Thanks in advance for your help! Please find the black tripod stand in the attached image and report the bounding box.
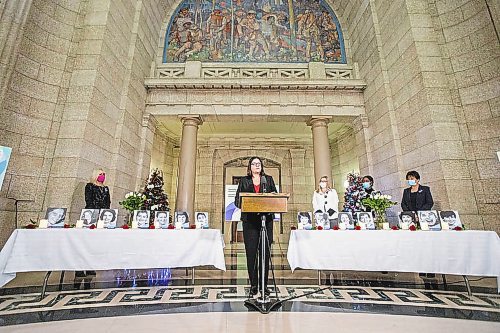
[244,214,282,314]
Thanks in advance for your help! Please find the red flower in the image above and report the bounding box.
[409,225,417,231]
[89,224,96,229]
[63,224,70,229]
[332,225,339,230]
[189,224,196,229]
[454,226,463,231]
[122,224,129,229]
[355,226,361,230]
[317,226,323,230]
[291,226,297,230]
[391,226,399,230]
[167,224,175,229]
[25,224,37,229]
[149,225,155,229]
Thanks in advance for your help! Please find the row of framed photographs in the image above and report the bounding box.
[297,210,462,230]
[41,208,209,229]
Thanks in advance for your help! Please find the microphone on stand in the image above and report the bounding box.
[261,175,267,193]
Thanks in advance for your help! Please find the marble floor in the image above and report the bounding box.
[0,243,498,331]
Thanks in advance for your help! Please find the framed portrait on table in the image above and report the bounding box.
[297,212,312,230]
[133,210,150,229]
[175,211,189,229]
[356,212,375,230]
[314,212,331,230]
[79,209,99,228]
[338,212,354,230]
[418,210,440,231]
[154,211,170,229]
[195,212,209,229]
[45,208,67,228]
[439,210,462,229]
[398,211,417,230]
[99,209,118,229]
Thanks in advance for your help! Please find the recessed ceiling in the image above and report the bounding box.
[156,118,351,140]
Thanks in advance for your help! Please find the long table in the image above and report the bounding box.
[287,230,500,293]
[0,229,226,290]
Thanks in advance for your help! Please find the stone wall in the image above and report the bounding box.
[431,0,499,231]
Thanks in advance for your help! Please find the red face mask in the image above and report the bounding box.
[97,174,105,183]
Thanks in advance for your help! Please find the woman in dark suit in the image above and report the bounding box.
[75,169,111,289]
[401,170,434,211]
[235,157,277,297]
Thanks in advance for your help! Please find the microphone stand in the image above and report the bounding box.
[244,176,282,314]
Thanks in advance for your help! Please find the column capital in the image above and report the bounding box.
[351,115,368,132]
[307,116,331,128]
[179,115,203,127]
[142,113,158,128]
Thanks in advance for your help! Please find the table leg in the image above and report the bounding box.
[58,271,65,291]
[441,274,448,291]
[192,268,195,285]
[463,275,472,296]
[40,271,52,300]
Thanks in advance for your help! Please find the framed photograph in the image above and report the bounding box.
[79,209,99,228]
[133,210,150,229]
[297,212,312,230]
[45,208,67,228]
[154,211,170,229]
[195,212,209,229]
[175,211,189,229]
[417,210,440,231]
[356,212,375,230]
[314,212,331,230]
[99,209,118,229]
[439,210,462,229]
[338,212,355,230]
[399,211,417,230]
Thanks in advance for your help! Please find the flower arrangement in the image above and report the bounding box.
[119,191,146,226]
[361,193,397,229]
[317,226,323,230]
[120,192,146,212]
[391,225,399,230]
[454,226,463,231]
[290,226,297,230]
[409,225,417,231]
[332,225,340,230]
[355,225,361,230]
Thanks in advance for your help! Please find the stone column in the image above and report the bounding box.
[175,116,203,221]
[308,117,332,184]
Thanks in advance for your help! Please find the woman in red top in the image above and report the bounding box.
[235,157,277,297]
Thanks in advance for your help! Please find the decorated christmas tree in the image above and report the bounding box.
[142,169,170,223]
[342,172,364,214]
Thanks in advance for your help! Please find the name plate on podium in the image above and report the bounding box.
[239,193,290,214]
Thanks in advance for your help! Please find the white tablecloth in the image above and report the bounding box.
[0,229,226,287]
[288,230,500,278]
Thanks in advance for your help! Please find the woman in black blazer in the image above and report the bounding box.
[401,170,434,211]
[235,157,277,297]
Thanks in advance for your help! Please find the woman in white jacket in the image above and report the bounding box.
[312,175,339,222]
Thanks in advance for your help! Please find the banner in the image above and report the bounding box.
[224,185,240,222]
[0,146,12,191]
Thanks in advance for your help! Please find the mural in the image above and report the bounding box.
[163,0,346,63]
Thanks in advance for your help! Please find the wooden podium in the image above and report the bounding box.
[239,193,290,214]
[240,192,289,314]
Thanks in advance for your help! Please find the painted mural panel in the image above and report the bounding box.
[163,0,346,63]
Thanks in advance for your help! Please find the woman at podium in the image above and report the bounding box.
[235,157,277,297]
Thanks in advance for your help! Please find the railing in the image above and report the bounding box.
[154,62,356,80]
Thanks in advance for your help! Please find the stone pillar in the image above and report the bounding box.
[175,116,203,221]
[308,117,332,184]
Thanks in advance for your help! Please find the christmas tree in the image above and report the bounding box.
[342,172,364,214]
[142,169,170,224]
